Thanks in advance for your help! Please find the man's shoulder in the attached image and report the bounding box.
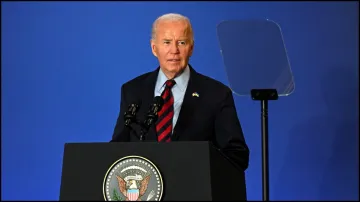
[122,70,156,89]
[196,71,231,93]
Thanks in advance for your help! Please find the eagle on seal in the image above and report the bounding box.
[116,174,151,201]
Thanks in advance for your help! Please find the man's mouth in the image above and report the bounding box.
[168,59,181,62]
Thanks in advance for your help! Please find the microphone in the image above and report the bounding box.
[139,96,164,140]
[111,102,140,142]
[124,103,140,127]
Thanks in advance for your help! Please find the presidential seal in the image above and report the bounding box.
[103,156,163,201]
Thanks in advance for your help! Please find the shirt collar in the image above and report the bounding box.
[156,65,190,93]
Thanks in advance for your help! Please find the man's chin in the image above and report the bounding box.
[161,65,186,78]
[165,63,183,71]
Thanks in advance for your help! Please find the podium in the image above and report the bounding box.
[59,141,247,201]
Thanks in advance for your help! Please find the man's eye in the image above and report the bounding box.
[178,41,186,45]
[163,41,170,44]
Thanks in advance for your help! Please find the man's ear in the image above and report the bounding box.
[150,39,158,57]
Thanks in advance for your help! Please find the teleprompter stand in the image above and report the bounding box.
[251,89,279,201]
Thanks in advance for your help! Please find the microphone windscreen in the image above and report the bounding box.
[153,96,164,107]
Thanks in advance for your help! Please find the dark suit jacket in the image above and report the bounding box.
[111,65,250,171]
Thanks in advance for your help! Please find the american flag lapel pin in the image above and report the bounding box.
[192,92,199,97]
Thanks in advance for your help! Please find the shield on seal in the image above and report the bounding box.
[127,189,140,201]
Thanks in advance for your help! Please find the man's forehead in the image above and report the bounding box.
[161,36,189,40]
[157,28,191,38]
[157,21,189,30]
[154,20,192,40]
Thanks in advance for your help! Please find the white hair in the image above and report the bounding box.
[151,13,194,44]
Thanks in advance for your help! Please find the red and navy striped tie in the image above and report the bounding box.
[156,79,176,142]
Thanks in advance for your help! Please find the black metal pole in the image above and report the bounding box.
[261,99,269,201]
[251,89,277,201]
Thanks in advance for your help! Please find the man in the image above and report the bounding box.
[111,13,249,171]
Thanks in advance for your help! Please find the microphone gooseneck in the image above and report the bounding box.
[139,96,164,141]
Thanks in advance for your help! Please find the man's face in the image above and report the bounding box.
[151,20,194,78]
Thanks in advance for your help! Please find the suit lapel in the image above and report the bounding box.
[172,65,201,141]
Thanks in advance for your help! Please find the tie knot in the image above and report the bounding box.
[165,80,176,88]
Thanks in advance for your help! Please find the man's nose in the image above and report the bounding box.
[170,43,180,53]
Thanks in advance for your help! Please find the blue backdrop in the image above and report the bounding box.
[2,1,358,200]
